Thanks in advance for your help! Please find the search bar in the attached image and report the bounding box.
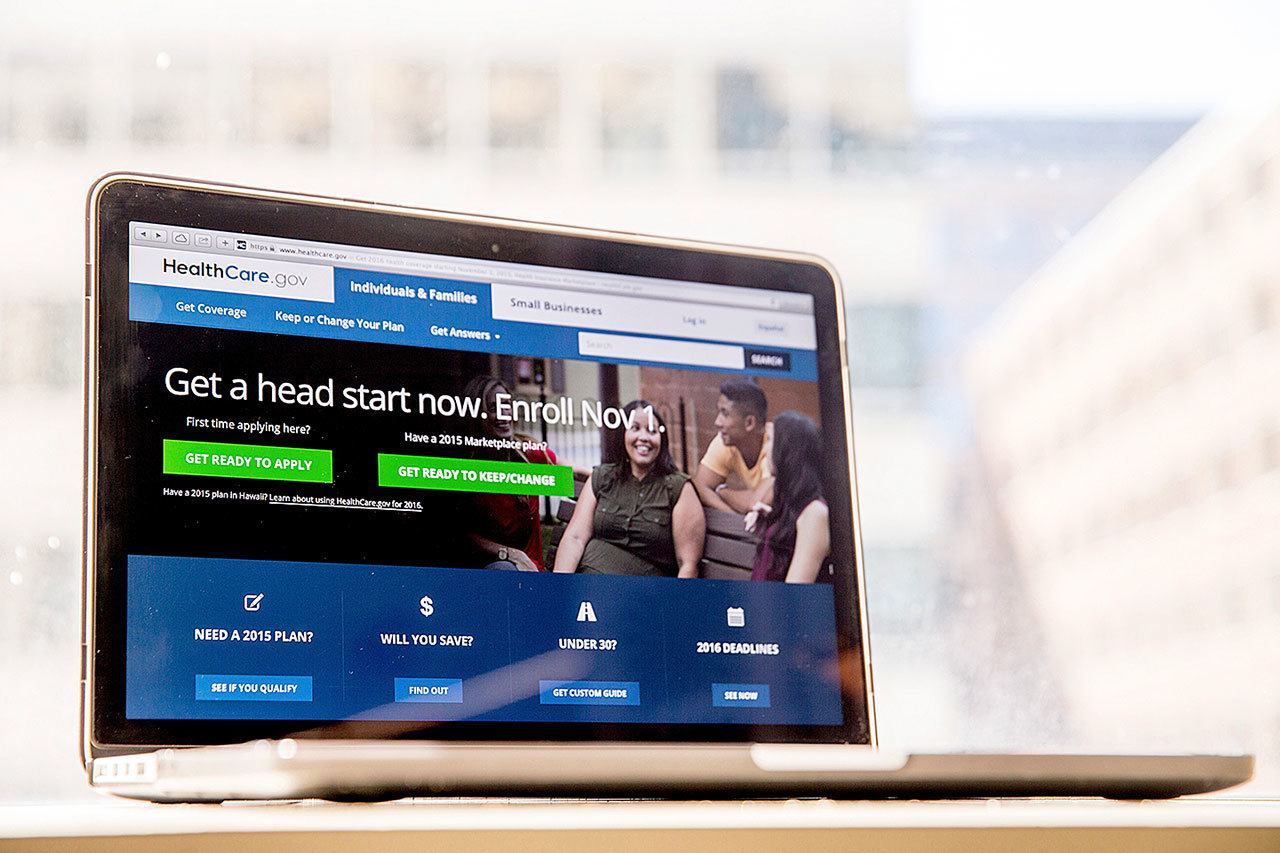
[578,332,745,370]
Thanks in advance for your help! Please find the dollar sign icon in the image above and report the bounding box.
[419,595,434,618]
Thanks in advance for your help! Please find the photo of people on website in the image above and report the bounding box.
[454,355,830,584]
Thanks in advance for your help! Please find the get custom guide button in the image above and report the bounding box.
[538,680,640,706]
[163,438,333,483]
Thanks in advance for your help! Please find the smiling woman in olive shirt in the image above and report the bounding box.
[554,400,705,578]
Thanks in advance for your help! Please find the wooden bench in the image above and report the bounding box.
[548,498,757,581]
[698,507,756,581]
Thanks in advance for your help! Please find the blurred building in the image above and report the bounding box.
[918,117,1193,747]
[966,107,1280,772]
[0,0,938,796]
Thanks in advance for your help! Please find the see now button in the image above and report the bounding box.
[712,683,771,708]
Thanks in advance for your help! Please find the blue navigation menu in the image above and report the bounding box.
[125,554,843,725]
[126,268,818,381]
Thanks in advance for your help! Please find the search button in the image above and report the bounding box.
[743,348,791,372]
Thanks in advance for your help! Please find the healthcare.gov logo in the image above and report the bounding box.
[129,244,335,303]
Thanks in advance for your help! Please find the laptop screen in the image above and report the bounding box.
[90,183,869,745]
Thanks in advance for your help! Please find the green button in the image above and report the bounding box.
[378,453,573,497]
[163,439,333,483]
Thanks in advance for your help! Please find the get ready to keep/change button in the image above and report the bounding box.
[163,439,333,483]
[377,453,574,497]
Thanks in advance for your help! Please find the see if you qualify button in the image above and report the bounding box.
[195,674,313,702]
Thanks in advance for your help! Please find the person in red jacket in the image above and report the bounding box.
[461,375,558,571]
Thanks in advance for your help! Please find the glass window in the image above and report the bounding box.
[3,1,1280,806]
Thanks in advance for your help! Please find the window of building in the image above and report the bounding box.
[368,61,447,150]
[489,65,558,152]
[130,52,210,147]
[250,59,331,148]
[5,51,88,147]
[848,303,924,389]
[829,64,911,174]
[600,65,669,170]
[715,67,788,172]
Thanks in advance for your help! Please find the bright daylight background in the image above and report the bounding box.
[1,0,1278,799]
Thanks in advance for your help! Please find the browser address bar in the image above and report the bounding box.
[264,238,799,311]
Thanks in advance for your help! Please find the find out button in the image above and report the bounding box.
[395,677,464,703]
[743,348,790,372]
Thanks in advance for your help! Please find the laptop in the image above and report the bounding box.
[82,174,1252,801]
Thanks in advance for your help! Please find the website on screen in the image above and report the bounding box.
[120,222,844,725]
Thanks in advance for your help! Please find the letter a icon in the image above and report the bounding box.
[576,601,597,622]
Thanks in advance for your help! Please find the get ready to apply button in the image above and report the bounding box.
[712,683,771,708]
[195,674,313,702]
[394,677,464,703]
[163,439,333,483]
[539,680,640,706]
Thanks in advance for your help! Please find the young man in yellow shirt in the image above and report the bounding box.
[693,378,773,514]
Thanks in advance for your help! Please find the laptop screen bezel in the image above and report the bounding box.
[84,175,873,754]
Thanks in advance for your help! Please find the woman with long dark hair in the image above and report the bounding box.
[748,411,828,583]
[554,400,704,577]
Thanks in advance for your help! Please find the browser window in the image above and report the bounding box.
[120,222,843,726]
